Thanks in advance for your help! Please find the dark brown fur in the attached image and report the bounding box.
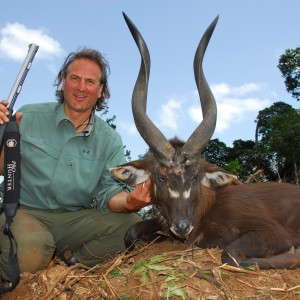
[122,139,300,270]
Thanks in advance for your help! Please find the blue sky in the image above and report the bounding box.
[0,1,299,160]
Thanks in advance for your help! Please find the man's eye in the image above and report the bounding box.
[70,76,79,82]
[86,80,95,86]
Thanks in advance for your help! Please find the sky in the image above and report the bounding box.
[0,0,299,160]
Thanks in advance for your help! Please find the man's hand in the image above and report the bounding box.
[107,179,152,213]
[126,179,152,211]
[0,100,22,125]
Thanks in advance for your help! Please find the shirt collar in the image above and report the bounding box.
[56,103,67,126]
[55,103,95,137]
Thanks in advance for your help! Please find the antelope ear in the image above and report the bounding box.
[201,171,241,188]
[109,164,151,186]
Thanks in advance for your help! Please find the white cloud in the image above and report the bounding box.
[207,82,260,99]
[189,83,272,133]
[118,97,182,137]
[156,98,182,130]
[0,23,64,61]
[119,120,138,136]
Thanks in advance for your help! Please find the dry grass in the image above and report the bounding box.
[2,240,300,300]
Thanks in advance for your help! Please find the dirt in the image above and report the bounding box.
[2,240,300,300]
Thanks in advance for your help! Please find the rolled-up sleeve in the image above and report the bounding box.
[96,142,133,213]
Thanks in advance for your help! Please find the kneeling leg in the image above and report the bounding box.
[0,209,55,281]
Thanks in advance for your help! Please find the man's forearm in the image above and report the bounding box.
[107,191,131,213]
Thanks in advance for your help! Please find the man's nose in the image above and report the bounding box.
[76,79,86,90]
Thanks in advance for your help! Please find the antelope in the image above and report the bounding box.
[110,13,300,269]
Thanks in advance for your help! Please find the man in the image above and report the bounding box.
[0,48,151,282]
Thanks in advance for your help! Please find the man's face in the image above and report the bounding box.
[62,58,103,114]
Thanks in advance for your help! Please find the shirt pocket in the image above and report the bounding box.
[21,135,60,179]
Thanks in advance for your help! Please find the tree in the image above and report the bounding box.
[203,139,261,181]
[255,102,300,184]
[255,101,293,143]
[266,108,300,184]
[202,138,230,168]
[227,139,260,180]
[278,47,300,101]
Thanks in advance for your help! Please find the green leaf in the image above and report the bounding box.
[131,259,148,275]
[149,253,167,263]
[165,284,188,299]
[109,268,125,278]
[140,271,150,285]
[165,275,177,282]
[147,264,173,271]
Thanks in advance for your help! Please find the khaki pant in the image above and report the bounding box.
[0,206,141,281]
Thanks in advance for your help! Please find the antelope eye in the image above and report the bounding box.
[191,175,199,182]
[158,175,166,182]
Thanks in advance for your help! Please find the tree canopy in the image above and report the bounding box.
[278,47,300,101]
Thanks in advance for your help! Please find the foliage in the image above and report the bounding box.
[265,108,300,184]
[265,108,300,159]
[105,115,117,130]
[278,47,300,101]
[130,253,188,299]
[255,101,294,142]
[255,102,300,183]
[100,108,132,162]
[203,139,263,181]
[202,138,230,168]
[224,159,242,175]
[197,102,300,184]
[227,140,257,179]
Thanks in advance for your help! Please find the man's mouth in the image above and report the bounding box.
[74,94,86,101]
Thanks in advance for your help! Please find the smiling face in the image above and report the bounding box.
[62,58,103,120]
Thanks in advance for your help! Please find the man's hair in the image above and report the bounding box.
[54,48,111,111]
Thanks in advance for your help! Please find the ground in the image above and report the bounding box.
[2,240,300,300]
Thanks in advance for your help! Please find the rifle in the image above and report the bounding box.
[0,43,39,148]
[0,43,38,293]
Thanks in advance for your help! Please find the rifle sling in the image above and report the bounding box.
[0,116,20,294]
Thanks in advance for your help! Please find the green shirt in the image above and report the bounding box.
[1,102,130,213]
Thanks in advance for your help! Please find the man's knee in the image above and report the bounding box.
[0,210,55,280]
[105,212,142,238]
[73,212,142,266]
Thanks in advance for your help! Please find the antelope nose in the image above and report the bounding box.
[178,220,189,232]
[171,221,194,239]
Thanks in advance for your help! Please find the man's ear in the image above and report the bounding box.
[109,161,151,186]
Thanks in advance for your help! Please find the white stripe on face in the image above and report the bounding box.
[169,188,180,199]
[183,188,191,199]
[153,183,157,196]
[169,187,191,199]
